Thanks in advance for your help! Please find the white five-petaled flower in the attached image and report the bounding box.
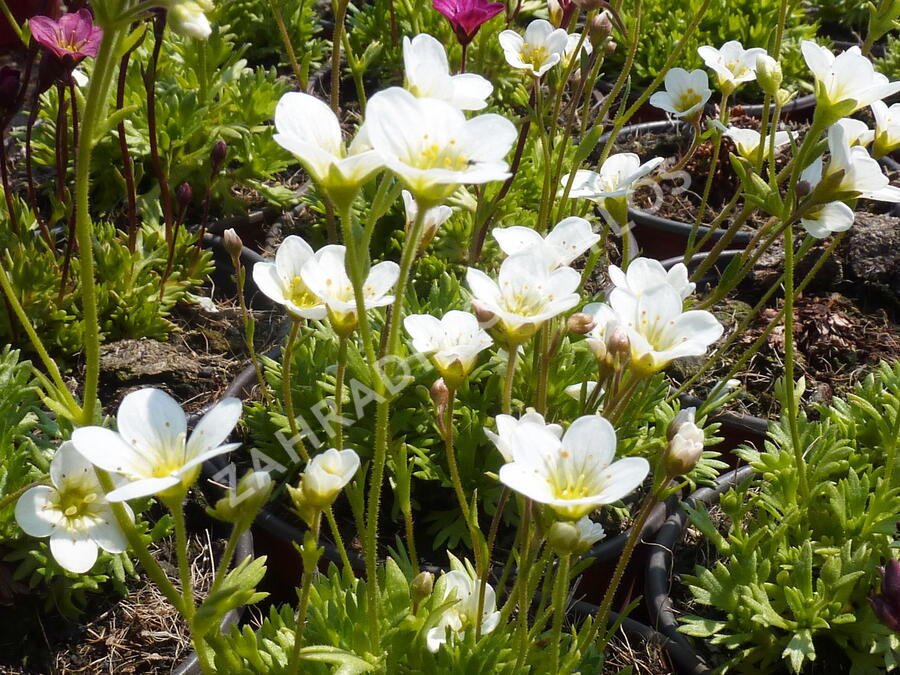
[562,154,664,223]
[498,19,569,77]
[300,245,400,336]
[402,189,453,249]
[499,415,650,520]
[466,249,581,346]
[834,118,874,148]
[608,257,696,301]
[649,68,711,121]
[665,407,705,476]
[364,87,516,206]
[574,516,606,548]
[723,126,791,161]
[252,235,326,320]
[426,554,501,652]
[562,33,592,68]
[403,310,493,387]
[811,123,900,202]
[301,448,360,508]
[71,389,242,502]
[801,41,900,116]
[586,282,724,374]
[697,41,767,94]
[484,408,563,463]
[492,217,600,269]
[872,100,900,159]
[274,92,383,204]
[15,442,132,574]
[166,0,213,39]
[403,33,493,110]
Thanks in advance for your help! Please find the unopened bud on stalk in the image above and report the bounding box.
[755,54,783,96]
[568,312,596,335]
[588,11,613,46]
[223,228,243,264]
[604,40,618,54]
[431,378,451,409]
[211,140,228,174]
[667,407,696,440]
[208,470,273,527]
[587,336,608,362]
[664,409,704,477]
[795,180,812,198]
[548,521,582,555]
[177,182,193,208]
[607,326,630,357]
[410,571,434,609]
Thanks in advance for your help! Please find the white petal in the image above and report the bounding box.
[492,226,544,257]
[116,388,187,465]
[50,441,95,489]
[49,531,99,574]
[105,476,181,502]
[15,486,59,538]
[185,397,242,460]
[70,426,154,476]
[252,262,288,306]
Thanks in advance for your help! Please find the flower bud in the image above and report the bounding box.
[411,571,434,610]
[604,40,618,54]
[775,88,794,108]
[548,521,582,555]
[667,407,696,441]
[567,312,596,335]
[588,11,613,46]
[177,182,193,208]
[207,470,273,527]
[223,228,243,263]
[607,326,630,357]
[300,448,361,510]
[587,336,607,362]
[664,416,705,477]
[871,559,900,632]
[755,54,782,97]
[211,140,228,174]
[795,180,812,199]
[430,378,450,409]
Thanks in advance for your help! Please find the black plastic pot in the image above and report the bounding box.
[882,156,900,218]
[598,120,756,261]
[643,465,756,674]
[171,529,255,675]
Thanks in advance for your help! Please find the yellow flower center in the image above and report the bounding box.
[675,88,703,113]
[414,137,470,171]
[521,42,549,68]
[288,275,321,309]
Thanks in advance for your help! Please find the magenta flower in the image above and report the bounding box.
[433,0,505,46]
[29,9,102,66]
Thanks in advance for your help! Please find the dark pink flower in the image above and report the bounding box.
[871,560,900,632]
[432,0,504,46]
[29,9,102,66]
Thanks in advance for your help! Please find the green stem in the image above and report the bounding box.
[335,336,347,450]
[282,319,310,462]
[169,500,196,619]
[208,525,243,597]
[330,0,349,115]
[513,501,534,670]
[503,348,518,415]
[685,94,729,263]
[782,224,810,501]
[0,481,50,512]
[443,388,481,563]
[384,203,427,361]
[550,554,571,673]
[535,324,551,413]
[269,0,306,89]
[235,265,271,405]
[325,506,354,577]
[287,512,322,675]
[477,485,509,637]
[74,25,126,425]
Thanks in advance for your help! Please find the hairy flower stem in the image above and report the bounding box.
[781,224,810,501]
[579,492,657,655]
[329,0,349,115]
[513,501,534,670]
[145,13,175,243]
[685,95,729,264]
[269,0,306,89]
[208,524,243,596]
[288,512,322,675]
[550,553,571,673]
[443,388,483,571]
[115,45,140,253]
[325,506,354,578]
[74,24,126,425]
[282,319,310,462]
[476,485,509,637]
[234,262,271,404]
[503,348,518,415]
[334,336,348,450]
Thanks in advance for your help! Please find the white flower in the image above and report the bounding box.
[15,442,131,574]
[484,408,563,463]
[498,19,569,77]
[665,408,705,475]
[799,201,855,238]
[562,33,592,68]
[813,123,900,202]
[872,100,900,158]
[583,301,623,359]
[564,381,601,401]
[563,154,664,219]
[834,118,874,147]
[274,92,383,202]
[302,448,360,508]
[574,516,606,548]
[608,257,695,301]
[697,41,767,94]
[466,249,581,345]
[403,33,493,110]
[499,415,650,520]
[403,310,493,387]
[300,245,399,336]
[402,189,453,245]
[426,554,500,652]
[723,126,791,160]
[252,235,327,320]
[596,282,724,373]
[167,0,213,39]
[492,216,600,269]
[364,87,516,206]
[801,41,900,115]
[649,68,711,120]
[72,389,241,502]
